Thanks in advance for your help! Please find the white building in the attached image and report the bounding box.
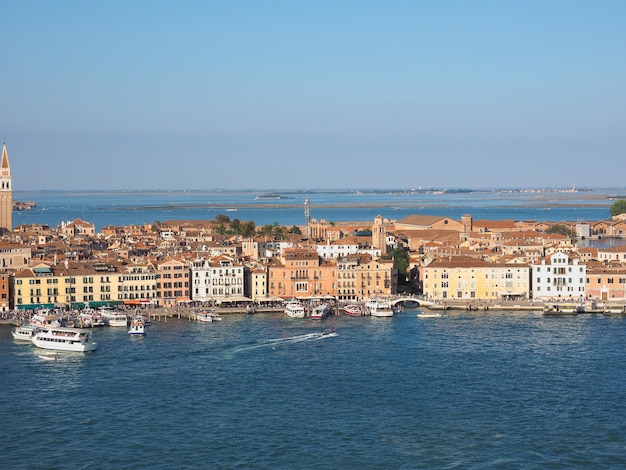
[190,255,245,303]
[532,252,586,301]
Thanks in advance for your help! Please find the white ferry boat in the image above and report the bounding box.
[31,327,97,352]
[128,316,145,335]
[99,307,128,327]
[285,300,306,318]
[31,312,61,328]
[366,298,394,317]
[311,303,331,320]
[12,325,39,341]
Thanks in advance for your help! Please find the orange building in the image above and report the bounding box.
[268,248,336,299]
[0,271,10,311]
[155,258,190,306]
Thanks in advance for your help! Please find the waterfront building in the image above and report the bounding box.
[155,257,191,307]
[589,220,626,238]
[247,265,269,301]
[355,256,397,300]
[67,264,119,307]
[118,264,158,305]
[421,256,530,301]
[531,252,586,301]
[190,255,245,303]
[336,255,360,301]
[12,264,73,309]
[0,141,12,233]
[0,271,10,311]
[268,248,337,299]
[585,262,626,301]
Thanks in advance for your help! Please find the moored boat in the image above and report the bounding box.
[12,325,40,341]
[365,298,394,317]
[99,307,128,326]
[31,327,97,352]
[311,303,331,320]
[342,304,363,317]
[543,303,581,315]
[285,300,306,318]
[603,304,626,315]
[30,312,61,328]
[197,310,216,322]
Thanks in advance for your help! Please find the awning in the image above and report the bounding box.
[17,303,55,310]
[124,299,155,306]
[217,296,252,303]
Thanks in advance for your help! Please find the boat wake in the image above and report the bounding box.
[226,331,337,357]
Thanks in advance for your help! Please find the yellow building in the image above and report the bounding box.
[421,256,530,301]
[355,256,397,300]
[118,264,158,305]
[13,264,73,309]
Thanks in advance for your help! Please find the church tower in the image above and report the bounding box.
[0,141,12,234]
[372,214,387,255]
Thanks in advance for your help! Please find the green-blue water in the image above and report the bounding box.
[3,309,626,469]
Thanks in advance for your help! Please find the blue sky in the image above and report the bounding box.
[3,0,625,191]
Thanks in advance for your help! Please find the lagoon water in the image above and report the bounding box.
[11,188,624,231]
[3,309,626,469]
[4,188,626,468]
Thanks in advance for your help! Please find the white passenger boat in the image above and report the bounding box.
[128,316,145,335]
[197,310,215,322]
[99,307,128,326]
[285,300,305,318]
[365,298,394,317]
[311,303,331,320]
[12,325,39,341]
[30,312,61,328]
[543,303,581,315]
[31,327,97,352]
[603,304,626,315]
[79,309,106,327]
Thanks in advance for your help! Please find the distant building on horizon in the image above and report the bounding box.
[0,141,12,234]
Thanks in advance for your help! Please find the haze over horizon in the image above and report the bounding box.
[3,1,625,191]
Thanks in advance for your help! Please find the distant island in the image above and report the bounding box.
[255,193,290,200]
[12,201,36,211]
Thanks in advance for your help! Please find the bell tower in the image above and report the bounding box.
[0,141,12,234]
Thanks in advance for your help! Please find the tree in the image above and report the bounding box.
[229,219,241,234]
[610,199,626,217]
[547,224,576,239]
[241,221,256,238]
[288,225,301,234]
[215,214,231,224]
[391,248,409,279]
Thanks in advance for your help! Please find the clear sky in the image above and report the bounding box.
[3,0,625,191]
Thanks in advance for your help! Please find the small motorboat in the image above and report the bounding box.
[417,312,442,319]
